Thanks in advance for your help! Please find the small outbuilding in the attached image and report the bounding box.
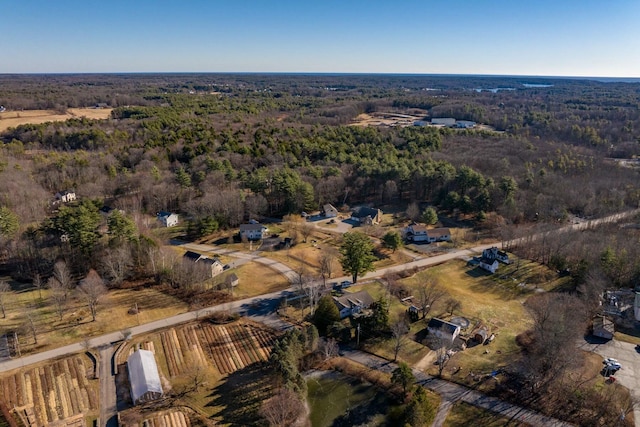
[127,349,163,405]
[592,316,614,340]
[323,204,339,218]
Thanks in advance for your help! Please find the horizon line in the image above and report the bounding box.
[1,71,640,81]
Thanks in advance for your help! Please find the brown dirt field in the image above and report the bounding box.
[350,112,425,127]
[0,108,112,131]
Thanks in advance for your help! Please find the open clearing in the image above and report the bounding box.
[0,108,113,132]
[0,354,99,426]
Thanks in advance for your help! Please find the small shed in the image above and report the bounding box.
[225,273,239,288]
[471,326,489,343]
[593,316,614,340]
[127,349,163,405]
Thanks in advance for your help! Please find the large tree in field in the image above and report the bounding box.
[340,232,376,283]
[78,269,108,322]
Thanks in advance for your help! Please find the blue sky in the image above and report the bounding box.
[2,0,639,76]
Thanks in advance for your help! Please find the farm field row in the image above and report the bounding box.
[120,320,277,378]
[0,355,98,426]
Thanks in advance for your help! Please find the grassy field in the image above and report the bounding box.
[0,108,112,131]
[1,284,189,355]
[355,257,571,381]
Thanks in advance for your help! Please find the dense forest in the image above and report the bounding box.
[0,73,639,289]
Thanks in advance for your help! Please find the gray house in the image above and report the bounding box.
[351,207,383,226]
[427,318,461,344]
[333,290,375,319]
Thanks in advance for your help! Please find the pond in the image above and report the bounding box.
[307,371,392,427]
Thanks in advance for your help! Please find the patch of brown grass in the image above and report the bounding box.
[0,108,112,131]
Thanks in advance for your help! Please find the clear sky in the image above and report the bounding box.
[2,0,639,77]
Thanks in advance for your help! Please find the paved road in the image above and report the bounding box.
[98,345,117,427]
[341,348,574,427]
[578,338,640,424]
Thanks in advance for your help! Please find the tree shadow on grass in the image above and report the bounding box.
[206,362,274,426]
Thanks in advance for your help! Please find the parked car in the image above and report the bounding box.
[603,357,619,365]
[604,361,622,371]
[340,280,352,288]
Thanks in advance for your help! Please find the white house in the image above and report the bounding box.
[454,120,476,129]
[323,204,339,218]
[239,223,268,240]
[427,318,461,344]
[55,190,77,204]
[427,227,452,243]
[479,258,499,274]
[406,223,429,242]
[183,251,224,277]
[333,290,375,319]
[127,349,163,405]
[157,211,178,227]
[482,247,510,264]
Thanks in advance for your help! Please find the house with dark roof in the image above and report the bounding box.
[427,318,461,343]
[351,207,383,226]
[157,211,178,227]
[406,223,429,242]
[183,251,224,277]
[333,290,375,319]
[225,273,239,289]
[239,223,268,240]
[54,190,77,204]
[482,247,510,264]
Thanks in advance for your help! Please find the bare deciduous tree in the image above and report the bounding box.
[445,297,462,316]
[299,222,314,243]
[100,246,132,287]
[518,293,588,393]
[416,278,446,320]
[320,337,339,360]
[0,281,12,318]
[78,269,108,322]
[48,277,67,321]
[391,319,409,361]
[259,387,305,427]
[32,273,44,300]
[319,250,337,289]
[53,260,74,300]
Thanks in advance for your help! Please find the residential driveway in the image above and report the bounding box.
[578,338,640,425]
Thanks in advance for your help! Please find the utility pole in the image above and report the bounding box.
[14,331,20,357]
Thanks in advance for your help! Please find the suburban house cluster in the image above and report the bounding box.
[405,223,451,243]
